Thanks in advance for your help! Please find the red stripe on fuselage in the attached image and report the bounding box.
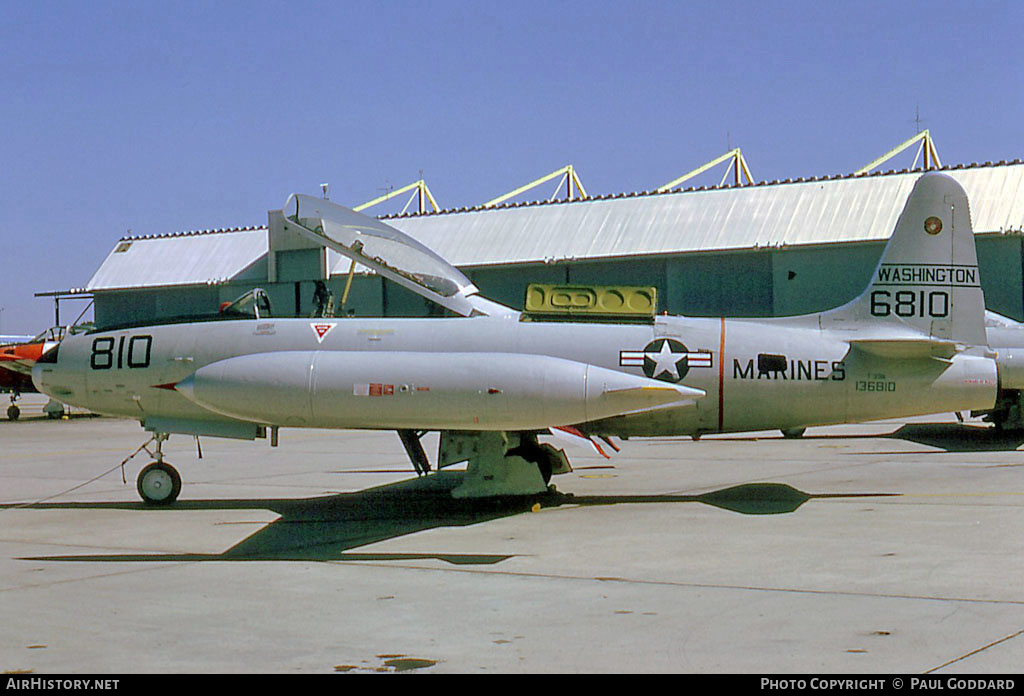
[718,317,725,433]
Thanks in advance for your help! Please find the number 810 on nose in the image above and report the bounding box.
[90,335,153,370]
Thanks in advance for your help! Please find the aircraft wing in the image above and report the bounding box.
[0,358,34,376]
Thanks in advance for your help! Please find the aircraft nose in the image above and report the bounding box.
[31,357,68,397]
[30,361,45,391]
[31,343,86,405]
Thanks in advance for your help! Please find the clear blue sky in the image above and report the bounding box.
[1,0,1021,333]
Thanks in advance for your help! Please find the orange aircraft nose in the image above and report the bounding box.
[14,344,45,361]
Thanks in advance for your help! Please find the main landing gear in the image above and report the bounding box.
[397,430,571,497]
[975,389,1024,432]
[435,431,571,498]
[127,433,181,505]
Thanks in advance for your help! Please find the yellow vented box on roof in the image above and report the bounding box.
[525,284,657,318]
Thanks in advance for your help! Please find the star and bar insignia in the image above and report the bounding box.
[619,338,713,382]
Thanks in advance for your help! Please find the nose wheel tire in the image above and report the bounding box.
[137,462,181,505]
[7,405,20,421]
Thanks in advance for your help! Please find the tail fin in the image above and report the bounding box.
[821,172,986,345]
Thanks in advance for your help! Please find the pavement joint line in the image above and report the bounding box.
[313,561,1024,607]
[0,561,200,593]
[6,551,1021,608]
[0,536,245,554]
[899,491,1024,499]
[924,628,1024,673]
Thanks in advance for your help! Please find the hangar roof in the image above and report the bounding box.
[380,162,1024,271]
[86,161,1024,292]
[87,227,268,292]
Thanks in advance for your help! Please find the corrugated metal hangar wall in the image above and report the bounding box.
[86,162,1024,328]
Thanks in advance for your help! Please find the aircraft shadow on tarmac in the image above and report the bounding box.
[885,423,1024,452]
[691,422,1024,452]
[789,422,1024,453]
[12,474,895,566]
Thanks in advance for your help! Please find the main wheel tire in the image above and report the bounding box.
[137,462,182,505]
[781,427,807,439]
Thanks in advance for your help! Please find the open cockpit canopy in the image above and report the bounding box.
[281,194,502,317]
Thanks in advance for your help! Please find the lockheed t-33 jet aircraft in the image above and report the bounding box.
[33,173,1016,504]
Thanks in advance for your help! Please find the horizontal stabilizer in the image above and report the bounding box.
[849,338,965,360]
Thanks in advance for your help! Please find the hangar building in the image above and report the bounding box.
[79,160,1024,329]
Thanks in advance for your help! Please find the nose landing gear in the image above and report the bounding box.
[125,433,181,505]
[7,393,21,421]
[137,461,182,505]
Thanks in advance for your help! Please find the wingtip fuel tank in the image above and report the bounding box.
[173,351,705,431]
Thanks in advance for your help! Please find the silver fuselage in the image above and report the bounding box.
[34,312,997,437]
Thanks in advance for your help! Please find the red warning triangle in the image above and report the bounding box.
[311,323,336,343]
